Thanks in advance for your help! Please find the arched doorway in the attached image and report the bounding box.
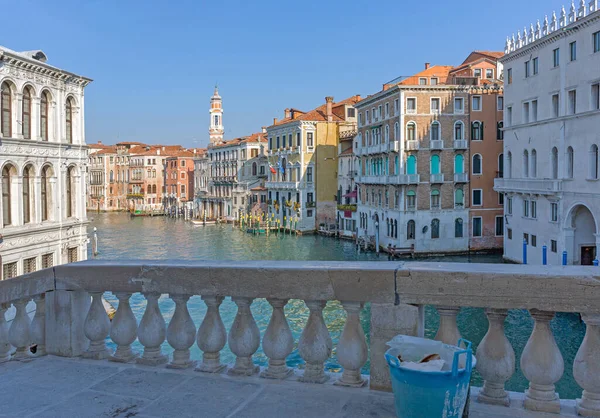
[566,204,597,265]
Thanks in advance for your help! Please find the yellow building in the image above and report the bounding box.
[265,96,360,232]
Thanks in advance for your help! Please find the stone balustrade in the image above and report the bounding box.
[0,261,599,417]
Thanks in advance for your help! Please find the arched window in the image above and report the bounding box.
[40,91,49,141]
[407,155,416,175]
[551,147,558,179]
[385,156,389,176]
[394,155,399,175]
[471,121,483,140]
[455,218,463,238]
[2,165,13,226]
[1,82,12,137]
[430,154,440,174]
[431,189,440,209]
[365,130,369,145]
[252,162,257,176]
[41,165,52,222]
[394,220,398,238]
[507,152,512,178]
[65,97,73,144]
[497,121,504,140]
[407,220,416,239]
[22,87,31,139]
[498,153,504,178]
[385,125,389,142]
[430,121,440,141]
[386,218,390,236]
[523,150,529,178]
[406,122,416,141]
[431,218,440,239]
[454,121,463,140]
[66,167,74,218]
[472,154,482,175]
[454,154,464,174]
[23,165,34,224]
[455,188,464,207]
[181,184,186,194]
[394,122,399,141]
[406,190,416,210]
[590,145,599,180]
[567,147,574,178]
[531,149,537,178]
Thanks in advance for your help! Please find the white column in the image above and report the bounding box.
[31,96,40,140]
[573,313,600,417]
[13,92,23,139]
[166,294,196,369]
[434,306,462,345]
[82,292,111,359]
[298,300,332,383]
[137,292,167,365]
[521,310,564,413]
[8,299,32,361]
[196,295,227,373]
[30,295,47,356]
[228,297,260,376]
[0,303,12,363]
[476,309,515,406]
[261,298,293,379]
[109,292,137,362]
[335,301,368,387]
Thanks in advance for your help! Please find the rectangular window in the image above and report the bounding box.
[306,167,313,182]
[347,108,355,118]
[532,235,537,247]
[533,57,539,75]
[495,216,504,236]
[67,247,78,263]
[358,112,363,126]
[307,132,314,148]
[2,262,18,279]
[472,189,482,206]
[431,98,440,113]
[307,209,313,217]
[507,106,512,126]
[531,100,538,122]
[472,217,482,237]
[507,228,512,239]
[592,84,600,111]
[594,31,600,53]
[531,201,537,219]
[42,253,54,269]
[419,78,427,85]
[551,239,557,252]
[454,98,464,113]
[570,41,577,61]
[406,193,416,210]
[553,48,560,67]
[431,78,438,85]
[486,69,494,79]
[552,94,560,117]
[407,98,416,113]
[472,96,481,111]
[507,197,512,214]
[307,192,314,203]
[524,233,529,244]
[378,105,382,120]
[474,68,482,78]
[23,257,37,274]
[569,89,577,114]
[497,96,504,111]
[551,202,558,222]
[507,68,512,84]
[394,99,399,115]
[498,192,504,205]
[365,110,370,123]
[385,103,389,117]
[525,60,530,78]
[524,200,530,217]
[523,102,530,123]
[276,136,280,148]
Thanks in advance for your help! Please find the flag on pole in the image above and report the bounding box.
[269,165,276,174]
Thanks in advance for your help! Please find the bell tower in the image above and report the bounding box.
[209,85,224,144]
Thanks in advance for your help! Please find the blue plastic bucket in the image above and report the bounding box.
[385,337,475,418]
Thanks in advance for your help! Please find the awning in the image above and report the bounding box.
[343,190,357,198]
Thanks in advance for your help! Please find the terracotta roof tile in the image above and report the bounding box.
[269,95,361,128]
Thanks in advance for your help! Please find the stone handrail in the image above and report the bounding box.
[1,261,600,416]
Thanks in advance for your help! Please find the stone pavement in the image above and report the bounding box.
[0,356,578,417]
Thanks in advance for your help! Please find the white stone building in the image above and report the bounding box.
[336,130,358,239]
[495,3,600,265]
[0,46,91,278]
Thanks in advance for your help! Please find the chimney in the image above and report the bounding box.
[325,96,334,122]
[157,149,160,156]
[284,108,291,119]
[162,146,165,151]
[193,149,197,155]
[273,117,278,125]
[261,126,267,133]
[425,62,431,70]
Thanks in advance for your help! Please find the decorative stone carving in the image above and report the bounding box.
[137,292,167,365]
[166,294,196,369]
[476,309,515,406]
[8,299,33,361]
[0,303,12,363]
[30,295,47,356]
[82,292,111,360]
[109,292,137,363]
[196,295,227,373]
[261,298,293,379]
[228,297,260,376]
[335,301,368,387]
[434,306,462,345]
[521,310,563,413]
[573,313,600,417]
[298,300,332,383]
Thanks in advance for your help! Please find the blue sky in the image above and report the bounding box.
[2,0,567,148]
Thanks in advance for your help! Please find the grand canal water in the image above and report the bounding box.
[87,212,584,398]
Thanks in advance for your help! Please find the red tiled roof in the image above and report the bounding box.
[396,65,454,86]
[211,132,267,148]
[339,147,354,156]
[269,95,362,127]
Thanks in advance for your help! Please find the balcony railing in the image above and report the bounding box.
[265,181,300,190]
[1,261,599,417]
[358,175,386,185]
[337,204,357,212]
[430,139,443,150]
[494,178,562,195]
[454,173,468,183]
[430,173,444,183]
[397,174,420,185]
[389,141,400,152]
[453,139,467,149]
[405,140,419,151]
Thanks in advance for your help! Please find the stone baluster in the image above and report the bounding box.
[0,303,11,363]
[520,310,563,413]
[167,294,196,369]
[298,300,332,383]
[573,313,600,417]
[30,295,47,356]
[434,306,462,345]
[8,299,32,361]
[137,292,167,365]
[335,301,368,387]
[476,309,515,406]
[109,292,137,362]
[228,297,260,376]
[591,0,598,14]
[196,296,227,373]
[83,292,111,359]
[261,298,293,379]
